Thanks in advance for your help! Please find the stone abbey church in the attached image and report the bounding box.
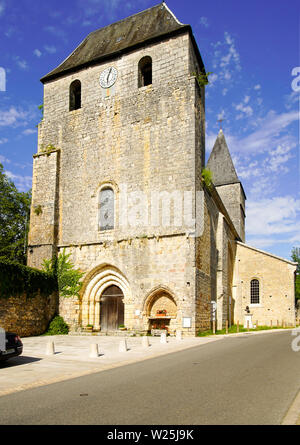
[28,3,296,335]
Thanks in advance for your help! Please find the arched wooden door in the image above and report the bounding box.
[100,285,124,331]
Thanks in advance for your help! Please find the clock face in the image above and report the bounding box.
[99,67,118,89]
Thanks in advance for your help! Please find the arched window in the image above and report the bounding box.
[99,187,114,230]
[250,279,260,304]
[69,80,81,111]
[138,56,152,88]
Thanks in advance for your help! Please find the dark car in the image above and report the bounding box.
[0,332,23,361]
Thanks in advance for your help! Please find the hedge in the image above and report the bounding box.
[0,258,58,299]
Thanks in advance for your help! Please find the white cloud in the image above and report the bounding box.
[0,154,10,164]
[235,103,253,119]
[220,32,241,71]
[44,26,68,43]
[82,20,93,27]
[284,90,299,110]
[217,109,226,120]
[77,0,151,24]
[23,128,37,135]
[223,109,298,155]
[4,26,16,38]
[34,49,42,57]
[5,171,32,192]
[0,106,34,127]
[199,16,209,28]
[254,84,261,90]
[14,57,28,70]
[206,107,298,201]
[234,95,253,119]
[207,73,218,88]
[210,32,241,90]
[246,196,300,246]
[44,45,57,54]
[0,1,5,16]
[0,137,8,144]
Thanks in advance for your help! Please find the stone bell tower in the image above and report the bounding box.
[27,2,214,335]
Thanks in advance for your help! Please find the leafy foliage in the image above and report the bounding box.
[0,258,57,299]
[38,104,44,124]
[193,71,213,87]
[201,168,213,189]
[0,163,31,264]
[45,315,69,335]
[291,247,300,300]
[43,249,84,298]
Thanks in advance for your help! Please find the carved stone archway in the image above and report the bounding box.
[143,286,178,334]
[80,264,131,330]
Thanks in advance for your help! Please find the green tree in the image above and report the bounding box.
[291,247,300,300]
[0,163,31,264]
[42,249,84,298]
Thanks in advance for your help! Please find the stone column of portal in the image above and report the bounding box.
[88,301,95,328]
[94,302,100,330]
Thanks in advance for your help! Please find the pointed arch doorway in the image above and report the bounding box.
[100,285,124,331]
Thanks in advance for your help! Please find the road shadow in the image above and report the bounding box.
[0,356,42,368]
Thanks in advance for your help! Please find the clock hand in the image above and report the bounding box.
[107,68,112,84]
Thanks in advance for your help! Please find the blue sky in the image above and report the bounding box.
[0,0,299,260]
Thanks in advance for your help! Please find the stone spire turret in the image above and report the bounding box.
[207,129,246,242]
[207,129,239,186]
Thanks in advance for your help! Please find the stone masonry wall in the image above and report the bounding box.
[0,292,57,337]
[59,234,196,335]
[27,149,59,268]
[233,242,296,326]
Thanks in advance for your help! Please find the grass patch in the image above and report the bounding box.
[197,324,297,337]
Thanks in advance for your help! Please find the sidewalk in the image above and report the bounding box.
[0,335,221,397]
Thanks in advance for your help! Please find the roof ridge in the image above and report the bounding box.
[236,241,298,266]
[41,2,189,83]
[86,2,165,39]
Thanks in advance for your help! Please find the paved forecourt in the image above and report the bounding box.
[0,334,220,397]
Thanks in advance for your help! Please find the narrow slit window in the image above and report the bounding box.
[99,187,114,231]
[138,56,152,88]
[250,279,260,304]
[69,80,81,111]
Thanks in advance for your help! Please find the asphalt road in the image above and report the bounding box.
[0,331,299,425]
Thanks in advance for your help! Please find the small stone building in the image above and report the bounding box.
[27,2,297,335]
